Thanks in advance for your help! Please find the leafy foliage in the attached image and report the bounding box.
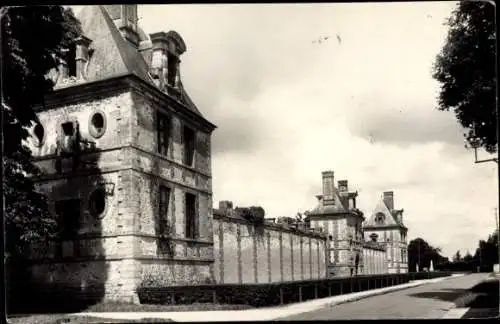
[2,6,81,257]
[407,237,448,272]
[234,206,265,225]
[432,2,497,153]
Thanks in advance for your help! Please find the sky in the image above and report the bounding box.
[74,2,498,259]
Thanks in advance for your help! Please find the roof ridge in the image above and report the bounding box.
[97,5,154,86]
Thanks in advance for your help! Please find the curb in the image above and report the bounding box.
[442,308,470,319]
[327,276,454,307]
[69,275,460,322]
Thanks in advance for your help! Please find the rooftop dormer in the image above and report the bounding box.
[148,31,187,92]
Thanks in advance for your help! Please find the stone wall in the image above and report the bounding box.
[25,80,216,302]
[213,210,327,284]
[362,243,387,275]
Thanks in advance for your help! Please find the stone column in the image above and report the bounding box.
[267,231,272,283]
[218,221,224,283]
[236,224,242,284]
[279,232,284,282]
[317,240,321,279]
[309,237,313,279]
[300,237,304,280]
[75,36,92,80]
[253,230,258,283]
[290,234,294,281]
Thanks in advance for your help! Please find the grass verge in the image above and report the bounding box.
[453,278,499,308]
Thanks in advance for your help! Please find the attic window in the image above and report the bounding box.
[167,54,178,87]
[151,50,163,69]
[375,213,385,225]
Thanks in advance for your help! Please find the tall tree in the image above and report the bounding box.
[453,250,462,262]
[407,238,446,272]
[1,5,81,288]
[432,1,497,153]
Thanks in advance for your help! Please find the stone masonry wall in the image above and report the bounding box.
[213,216,327,284]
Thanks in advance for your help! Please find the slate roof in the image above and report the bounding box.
[75,5,154,85]
[307,188,363,219]
[363,195,406,229]
[60,5,209,122]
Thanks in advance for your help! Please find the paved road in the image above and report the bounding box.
[279,273,490,320]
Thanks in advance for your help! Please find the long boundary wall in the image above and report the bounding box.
[213,209,328,284]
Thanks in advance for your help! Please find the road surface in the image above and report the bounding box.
[279,273,490,320]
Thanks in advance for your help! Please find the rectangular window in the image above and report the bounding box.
[167,54,178,86]
[55,199,81,240]
[157,112,171,156]
[183,125,196,166]
[159,185,171,236]
[151,50,163,69]
[62,121,75,136]
[67,44,77,77]
[185,193,197,239]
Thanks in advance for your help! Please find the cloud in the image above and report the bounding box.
[73,3,498,259]
[141,2,497,259]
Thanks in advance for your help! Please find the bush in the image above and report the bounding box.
[137,272,449,307]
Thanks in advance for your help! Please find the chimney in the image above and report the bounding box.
[322,171,335,205]
[338,180,348,193]
[383,191,394,211]
[74,36,92,80]
[104,5,140,47]
[219,201,233,210]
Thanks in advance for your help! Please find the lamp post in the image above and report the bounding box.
[464,122,498,164]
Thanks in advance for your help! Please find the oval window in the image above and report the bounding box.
[89,111,106,138]
[89,187,107,218]
[33,123,45,146]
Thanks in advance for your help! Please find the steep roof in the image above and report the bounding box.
[59,5,210,122]
[308,188,349,216]
[364,196,406,228]
[75,5,154,86]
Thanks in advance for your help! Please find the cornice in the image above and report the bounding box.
[35,73,217,134]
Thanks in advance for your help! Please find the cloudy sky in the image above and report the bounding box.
[77,2,498,259]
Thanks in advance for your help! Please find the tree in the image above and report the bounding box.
[432,1,497,153]
[1,5,82,304]
[453,250,462,262]
[463,251,474,263]
[407,238,446,272]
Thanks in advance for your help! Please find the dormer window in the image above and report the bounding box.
[375,212,385,225]
[65,44,77,78]
[151,50,163,70]
[167,54,178,87]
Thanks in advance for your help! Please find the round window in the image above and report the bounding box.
[89,111,106,138]
[89,187,107,218]
[33,123,45,147]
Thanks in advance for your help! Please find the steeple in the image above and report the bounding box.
[104,5,140,47]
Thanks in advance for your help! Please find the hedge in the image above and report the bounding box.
[138,271,451,307]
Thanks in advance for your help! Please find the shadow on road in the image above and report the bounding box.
[408,289,469,303]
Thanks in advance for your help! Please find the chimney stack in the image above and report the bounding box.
[338,180,348,192]
[219,201,233,210]
[75,36,92,80]
[104,5,140,47]
[383,191,394,211]
[322,171,335,205]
